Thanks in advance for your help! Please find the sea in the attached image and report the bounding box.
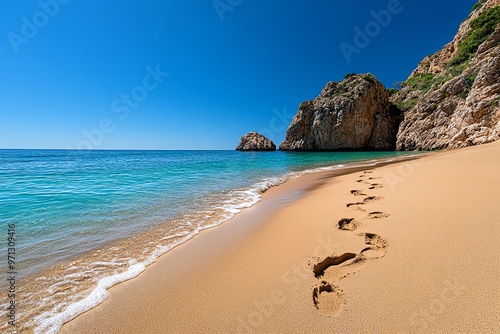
[0,149,419,333]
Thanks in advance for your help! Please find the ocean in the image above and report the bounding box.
[0,149,418,333]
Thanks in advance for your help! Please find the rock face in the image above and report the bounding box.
[279,74,400,151]
[394,0,500,150]
[268,1,499,152]
[236,132,276,151]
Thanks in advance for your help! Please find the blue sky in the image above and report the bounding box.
[0,0,478,150]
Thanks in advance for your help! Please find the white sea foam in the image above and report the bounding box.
[34,263,145,334]
[33,231,197,334]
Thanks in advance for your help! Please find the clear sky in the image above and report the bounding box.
[0,0,478,150]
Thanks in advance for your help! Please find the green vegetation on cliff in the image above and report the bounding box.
[449,5,500,66]
[394,97,418,112]
[299,100,314,112]
[471,0,487,13]
[399,5,499,97]
[403,73,436,92]
[402,72,452,94]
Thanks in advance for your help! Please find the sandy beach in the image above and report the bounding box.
[61,141,500,334]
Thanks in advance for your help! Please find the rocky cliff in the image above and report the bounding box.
[279,74,400,151]
[236,132,276,151]
[394,0,500,150]
[278,0,499,152]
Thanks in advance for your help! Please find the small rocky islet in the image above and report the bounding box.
[236,132,276,151]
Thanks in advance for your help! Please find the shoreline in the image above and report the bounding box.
[7,153,423,333]
[59,141,499,333]
[35,153,422,333]
[12,152,424,334]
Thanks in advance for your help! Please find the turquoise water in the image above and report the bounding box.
[0,149,417,333]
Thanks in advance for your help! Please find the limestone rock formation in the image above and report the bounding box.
[279,74,400,151]
[394,0,500,150]
[236,132,276,151]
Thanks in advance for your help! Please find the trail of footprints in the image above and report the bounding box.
[311,170,391,316]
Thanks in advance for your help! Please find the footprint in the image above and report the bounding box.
[311,253,367,315]
[368,177,381,180]
[360,233,387,259]
[350,190,366,196]
[313,253,358,278]
[345,196,381,207]
[363,233,387,248]
[313,168,390,317]
[363,196,382,203]
[337,218,359,231]
[313,282,344,316]
[361,247,386,259]
[363,170,373,174]
[368,211,390,219]
[311,236,386,316]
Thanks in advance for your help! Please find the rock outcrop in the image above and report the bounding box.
[279,74,400,151]
[273,1,499,152]
[394,0,500,150]
[236,132,276,151]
